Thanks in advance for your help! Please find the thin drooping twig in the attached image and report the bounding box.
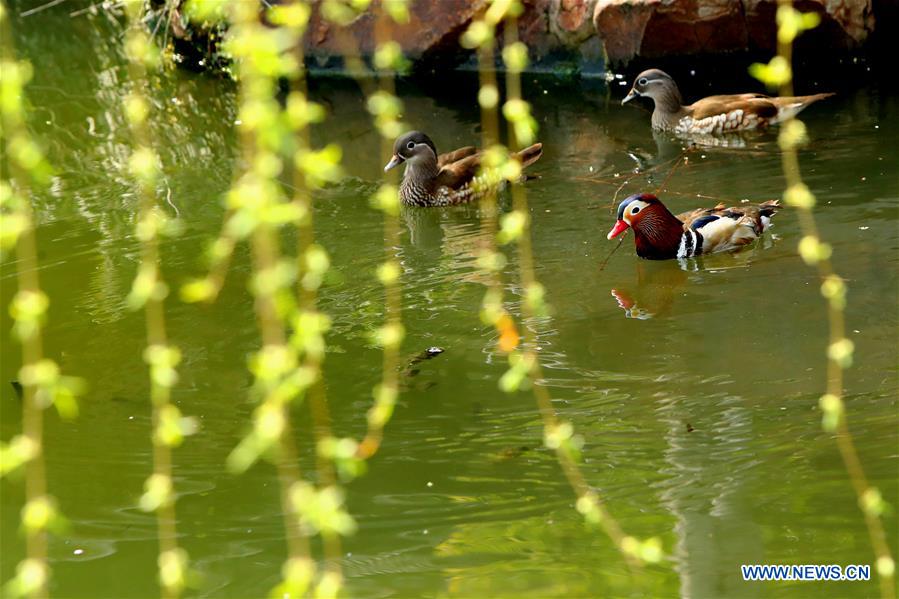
[19,0,66,17]
[601,151,687,212]
[597,237,624,272]
[69,1,123,18]
[653,151,689,196]
[164,185,180,217]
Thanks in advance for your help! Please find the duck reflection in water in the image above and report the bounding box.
[400,203,504,288]
[401,202,485,249]
[611,260,688,320]
[610,231,779,319]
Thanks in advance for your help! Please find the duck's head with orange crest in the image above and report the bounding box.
[607,193,685,260]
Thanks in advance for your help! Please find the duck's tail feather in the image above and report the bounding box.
[515,143,543,169]
[758,199,780,218]
[776,92,834,121]
[756,199,780,231]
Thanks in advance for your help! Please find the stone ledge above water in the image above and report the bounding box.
[593,0,875,63]
[160,0,883,76]
[302,0,876,66]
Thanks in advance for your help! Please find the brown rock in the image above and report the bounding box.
[592,0,875,63]
[304,0,488,60]
[592,0,656,62]
[519,0,553,51]
[641,0,747,57]
[744,0,874,49]
[550,0,600,45]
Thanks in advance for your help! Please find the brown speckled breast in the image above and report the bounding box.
[400,173,499,207]
[675,109,766,135]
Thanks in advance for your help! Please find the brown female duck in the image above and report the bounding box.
[384,131,543,207]
[622,69,833,135]
[607,193,780,260]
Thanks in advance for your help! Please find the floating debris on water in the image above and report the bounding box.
[401,346,446,381]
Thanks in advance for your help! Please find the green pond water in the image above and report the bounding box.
[2,8,898,599]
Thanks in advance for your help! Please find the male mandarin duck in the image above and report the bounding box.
[607,193,780,260]
[384,131,543,207]
[622,69,833,135]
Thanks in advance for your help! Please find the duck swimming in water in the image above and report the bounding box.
[607,193,780,260]
[622,69,833,135]
[384,131,543,207]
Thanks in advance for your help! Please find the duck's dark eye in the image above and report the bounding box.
[631,206,640,215]
[406,141,416,150]
[637,77,648,86]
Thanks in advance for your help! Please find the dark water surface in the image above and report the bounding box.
[2,8,897,599]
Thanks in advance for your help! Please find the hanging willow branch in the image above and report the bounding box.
[176,1,356,595]
[0,4,83,598]
[276,0,346,590]
[355,0,409,462]
[751,3,895,597]
[121,3,197,597]
[459,0,521,358]
[459,0,662,574]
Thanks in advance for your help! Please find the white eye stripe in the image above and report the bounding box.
[406,141,416,150]
[638,77,648,86]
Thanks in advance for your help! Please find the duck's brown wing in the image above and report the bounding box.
[676,203,727,227]
[437,146,478,167]
[689,94,778,121]
[680,200,779,227]
[434,142,542,199]
[681,200,780,253]
[434,154,481,191]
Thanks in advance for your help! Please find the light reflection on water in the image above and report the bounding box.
[1,8,897,599]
